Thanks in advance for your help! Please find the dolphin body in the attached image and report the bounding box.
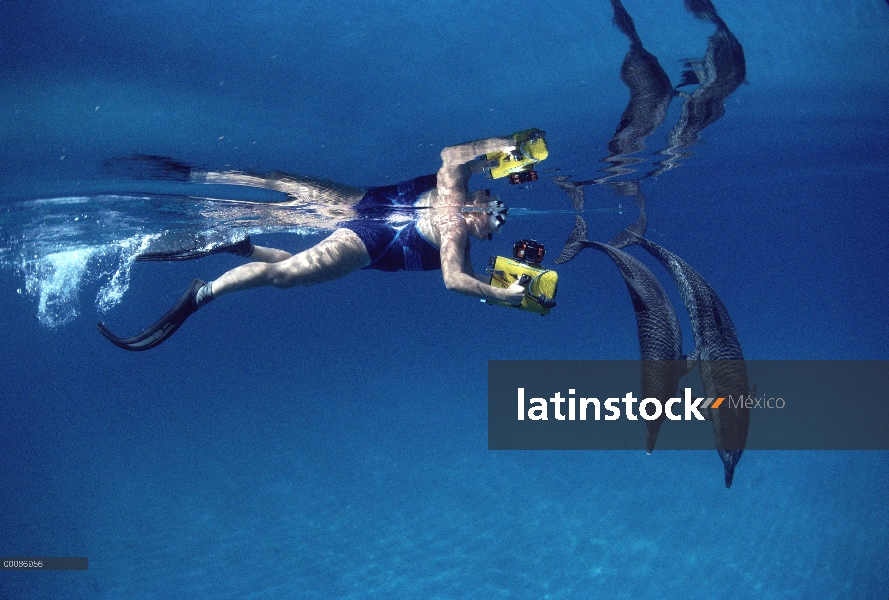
[604,211,751,488]
[555,215,690,453]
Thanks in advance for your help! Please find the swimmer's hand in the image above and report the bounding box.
[504,275,530,306]
[512,128,544,143]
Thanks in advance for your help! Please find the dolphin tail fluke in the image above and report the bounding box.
[553,176,586,211]
[684,0,719,23]
[610,0,643,46]
[554,215,590,264]
[606,209,648,249]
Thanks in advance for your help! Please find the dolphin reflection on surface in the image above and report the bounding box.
[553,0,675,210]
[554,0,746,207]
[598,0,676,187]
[652,0,747,176]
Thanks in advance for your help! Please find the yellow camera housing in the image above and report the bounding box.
[485,129,549,180]
[486,255,558,316]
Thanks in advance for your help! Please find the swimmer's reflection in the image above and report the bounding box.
[105,154,368,228]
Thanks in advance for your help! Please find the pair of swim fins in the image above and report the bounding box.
[97,234,252,351]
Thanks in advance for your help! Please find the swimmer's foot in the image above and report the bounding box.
[136,234,254,261]
[97,279,214,351]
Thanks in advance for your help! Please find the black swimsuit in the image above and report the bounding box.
[337,174,442,272]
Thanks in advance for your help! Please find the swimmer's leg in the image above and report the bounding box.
[97,229,370,351]
[249,245,292,263]
[209,228,370,297]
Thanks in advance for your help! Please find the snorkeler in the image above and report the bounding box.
[98,132,545,350]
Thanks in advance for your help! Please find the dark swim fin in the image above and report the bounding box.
[97,279,207,351]
[103,154,196,182]
[136,234,254,261]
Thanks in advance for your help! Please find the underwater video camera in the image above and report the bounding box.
[485,129,549,185]
[512,238,545,264]
[486,239,558,315]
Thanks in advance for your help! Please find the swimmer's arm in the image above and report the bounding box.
[461,247,494,285]
[439,224,524,304]
[440,136,515,166]
[436,136,516,201]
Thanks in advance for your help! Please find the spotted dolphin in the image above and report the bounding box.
[555,214,691,453]
[607,211,751,488]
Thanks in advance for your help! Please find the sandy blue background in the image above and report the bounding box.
[1,0,888,598]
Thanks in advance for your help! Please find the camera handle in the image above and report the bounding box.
[529,293,556,309]
[516,273,556,309]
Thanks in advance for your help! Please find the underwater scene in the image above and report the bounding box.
[1,0,887,597]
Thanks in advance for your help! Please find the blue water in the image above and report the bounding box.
[1,0,888,598]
